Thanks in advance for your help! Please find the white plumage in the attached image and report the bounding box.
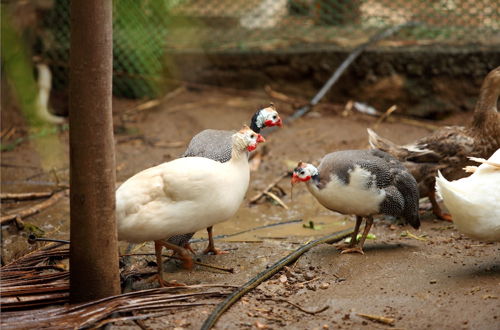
[308,166,387,216]
[116,126,264,286]
[117,156,249,243]
[436,148,500,242]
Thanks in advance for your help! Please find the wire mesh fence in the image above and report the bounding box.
[4,0,500,99]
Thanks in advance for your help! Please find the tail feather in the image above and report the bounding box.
[367,128,408,158]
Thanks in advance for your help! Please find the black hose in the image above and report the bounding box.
[283,22,420,125]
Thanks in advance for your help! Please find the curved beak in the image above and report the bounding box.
[257,134,266,143]
[291,173,300,185]
[276,117,283,127]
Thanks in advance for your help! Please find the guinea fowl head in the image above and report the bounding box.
[252,103,283,131]
[233,125,265,152]
[291,162,319,184]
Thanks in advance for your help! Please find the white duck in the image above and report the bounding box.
[116,125,265,286]
[291,149,420,254]
[435,148,500,242]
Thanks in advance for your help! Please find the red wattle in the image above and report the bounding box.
[247,144,257,152]
[291,174,311,184]
[264,119,282,127]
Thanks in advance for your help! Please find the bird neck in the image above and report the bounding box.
[230,138,250,163]
[249,111,263,133]
[472,69,500,128]
[305,172,321,189]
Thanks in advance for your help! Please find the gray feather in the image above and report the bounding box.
[182,129,234,163]
[166,233,195,247]
[317,149,420,228]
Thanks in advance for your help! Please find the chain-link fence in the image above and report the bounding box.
[5,0,500,99]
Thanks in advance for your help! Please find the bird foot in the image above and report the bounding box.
[436,212,453,222]
[157,275,186,287]
[340,247,365,255]
[334,242,355,250]
[203,246,229,255]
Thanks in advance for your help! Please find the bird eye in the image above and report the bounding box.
[300,170,305,175]
[272,115,277,119]
[250,134,255,139]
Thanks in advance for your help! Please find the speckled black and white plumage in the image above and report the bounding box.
[165,233,195,247]
[182,129,236,163]
[313,149,420,228]
[181,108,267,163]
[292,149,420,254]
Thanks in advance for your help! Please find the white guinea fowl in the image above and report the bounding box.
[116,125,265,286]
[436,148,500,242]
[292,149,420,254]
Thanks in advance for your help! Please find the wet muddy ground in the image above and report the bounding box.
[1,87,499,329]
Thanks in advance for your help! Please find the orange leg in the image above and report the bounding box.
[154,240,192,287]
[341,216,373,255]
[203,226,228,255]
[183,242,196,254]
[429,190,453,222]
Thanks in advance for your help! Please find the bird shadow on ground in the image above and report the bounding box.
[448,261,500,279]
[362,242,418,253]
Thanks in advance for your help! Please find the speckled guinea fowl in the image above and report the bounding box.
[182,103,282,162]
[292,149,420,254]
[368,66,500,221]
[168,104,282,254]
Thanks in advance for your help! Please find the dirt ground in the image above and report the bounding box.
[1,86,499,329]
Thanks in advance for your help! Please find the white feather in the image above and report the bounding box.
[307,165,386,216]
[117,154,249,243]
[435,149,500,242]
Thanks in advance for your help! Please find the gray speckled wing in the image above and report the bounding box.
[165,233,195,247]
[390,169,420,229]
[318,149,399,189]
[182,129,234,163]
[319,149,420,228]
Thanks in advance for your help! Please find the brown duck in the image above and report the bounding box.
[367,66,500,221]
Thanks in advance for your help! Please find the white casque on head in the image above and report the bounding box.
[255,104,282,128]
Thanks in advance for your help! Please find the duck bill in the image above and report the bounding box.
[257,134,265,143]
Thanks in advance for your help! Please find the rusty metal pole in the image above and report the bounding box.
[69,0,120,302]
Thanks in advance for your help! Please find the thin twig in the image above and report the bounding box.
[259,298,329,315]
[120,253,234,273]
[1,191,54,202]
[263,191,289,210]
[249,172,289,204]
[1,190,67,225]
[123,86,186,116]
[264,85,305,107]
[356,313,396,325]
[373,105,398,128]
